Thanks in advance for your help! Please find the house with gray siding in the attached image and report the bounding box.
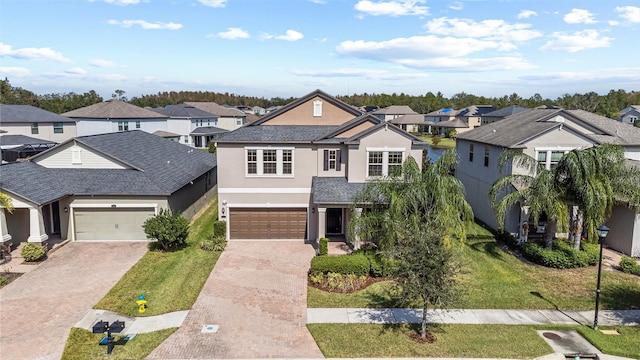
[184,102,247,131]
[150,104,228,148]
[618,105,640,126]
[215,89,425,243]
[0,130,216,250]
[0,104,77,143]
[455,108,640,256]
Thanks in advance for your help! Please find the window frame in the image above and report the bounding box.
[366,148,405,179]
[31,123,39,134]
[135,121,141,129]
[484,146,490,167]
[245,147,295,177]
[469,143,474,162]
[118,121,129,131]
[534,147,575,170]
[53,122,63,134]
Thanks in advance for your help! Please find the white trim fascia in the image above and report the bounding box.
[366,147,405,152]
[533,146,578,152]
[228,203,309,208]
[219,188,310,194]
[245,146,295,150]
[71,203,158,209]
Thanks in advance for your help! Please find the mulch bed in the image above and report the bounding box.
[308,275,391,293]
[409,332,437,343]
[0,272,23,288]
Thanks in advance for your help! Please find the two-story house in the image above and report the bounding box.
[151,104,228,148]
[373,105,418,121]
[185,102,248,131]
[618,105,640,126]
[481,105,529,125]
[62,100,169,136]
[455,108,640,256]
[215,90,425,243]
[0,104,77,143]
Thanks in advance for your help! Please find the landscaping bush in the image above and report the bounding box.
[200,234,226,251]
[318,237,328,256]
[431,135,442,147]
[521,240,599,269]
[352,248,397,277]
[21,243,46,262]
[619,256,640,276]
[495,230,518,249]
[143,209,189,251]
[213,220,226,237]
[445,129,457,138]
[310,254,370,276]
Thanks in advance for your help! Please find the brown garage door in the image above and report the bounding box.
[229,208,307,240]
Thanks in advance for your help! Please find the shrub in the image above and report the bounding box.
[521,240,599,269]
[143,208,189,251]
[21,243,46,262]
[310,253,370,276]
[318,237,328,256]
[496,230,518,249]
[207,141,217,154]
[620,256,640,276]
[351,247,397,277]
[200,234,226,251]
[431,135,442,147]
[445,129,457,138]
[213,220,226,238]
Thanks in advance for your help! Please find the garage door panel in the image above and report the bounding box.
[75,208,155,241]
[229,208,307,240]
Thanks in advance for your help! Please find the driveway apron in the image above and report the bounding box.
[148,241,323,359]
[0,242,148,360]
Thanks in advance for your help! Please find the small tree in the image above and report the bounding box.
[431,135,442,147]
[207,141,217,154]
[143,209,189,251]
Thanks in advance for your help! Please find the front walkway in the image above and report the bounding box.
[0,242,148,360]
[148,241,323,359]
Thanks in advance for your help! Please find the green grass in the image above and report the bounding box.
[61,327,176,360]
[307,324,640,359]
[308,222,640,310]
[419,134,456,149]
[94,198,221,316]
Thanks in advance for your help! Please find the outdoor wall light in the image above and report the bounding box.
[311,207,316,213]
[64,207,68,213]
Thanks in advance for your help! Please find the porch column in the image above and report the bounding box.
[518,206,530,244]
[27,206,48,245]
[318,207,326,241]
[353,207,363,250]
[0,208,12,243]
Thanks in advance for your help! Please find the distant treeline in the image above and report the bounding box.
[1,78,638,118]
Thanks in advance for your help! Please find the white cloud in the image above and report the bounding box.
[100,0,146,5]
[425,17,542,43]
[608,20,620,26]
[449,2,463,11]
[354,0,429,17]
[89,59,117,67]
[308,0,327,4]
[0,43,71,63]
[540,30,612,52]
[563,8,597,24]
[65,67,87,75]
[198,0,226,7]
[615,6,640,23]
[0,66,32,77]
[518,67,640,86]
[107,19,183,30]
[261,30,304,41]
[213,27,250,39]
[517,10,537,19]
[292,68,429,81]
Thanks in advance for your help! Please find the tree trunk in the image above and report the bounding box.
[571,210,583,250]
[421,301,428,339]
[545,219,557,249]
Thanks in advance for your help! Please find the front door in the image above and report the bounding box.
[51,201,61,234]
[326,208,343,235]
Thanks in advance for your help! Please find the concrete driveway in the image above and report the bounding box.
[148,241,323,359]
[0,242,148,360]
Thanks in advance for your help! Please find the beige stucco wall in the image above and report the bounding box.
[520,127,592,158]
[336,121,375,138]
[315,145,347,178]
[606,205,640,257]
[0,122,77,143]
[34,142,128,169]
[261,97,355,125]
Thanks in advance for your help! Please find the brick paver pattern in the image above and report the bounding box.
[0,242,148,360]
[148,241,324,359]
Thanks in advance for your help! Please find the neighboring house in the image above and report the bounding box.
[251,106,266,116]
[618,105,640,126]
[373,105,418,121]
[185,102,247,131]
[153,130,181,143]
[457,105,496,129]
[0,104,77,143]
[0,130,217,248]
[455,108,640,256]
[0,134,57,163]
[150,104,227,147]
[215,89,426,242]
[425,108,459,123]
[389,114,433,133]
[63,100,169,136]
[481,105,529,125]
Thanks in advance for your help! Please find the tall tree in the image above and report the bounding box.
[490,151,569,248]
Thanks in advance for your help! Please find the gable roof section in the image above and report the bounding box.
[344,121,427,146]
[190,126,229,135]
[151,104,217,118]
[567,109,640,145]
[62,100,167,119]
[373,105,417,115]
[389,114,432,125]
[0,104,75,123]
[482,105,529,118]
[250,89,362,126]
[185,102,247,117]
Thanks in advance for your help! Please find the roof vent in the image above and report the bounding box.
[492,129,496,133]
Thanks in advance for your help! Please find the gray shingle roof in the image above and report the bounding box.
[389,114,429,125]
[434,118,468,128]
[374,105,417,115]
[0,104,75,123]
[312,177,365,204]
[482,105,529,118]
[150,104,217,118]
[0,134,57,146]
[216,125,338,143]
[190,126,229,135]
[184,102,247,117]
[62,100,167,119]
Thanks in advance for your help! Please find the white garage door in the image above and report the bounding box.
[74,208,156,241]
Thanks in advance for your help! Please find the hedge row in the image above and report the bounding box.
[310,254,370,276]
[619,256,640,276]
[521,240,599,269]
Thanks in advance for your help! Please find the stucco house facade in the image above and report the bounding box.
[455,108,640,256]
[215,90,425,243]
[0,104,77,143]
[150,104,228,148]
[185,102,248,131]
[0,131,217,249]
[62,100,169,136]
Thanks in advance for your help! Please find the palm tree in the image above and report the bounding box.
[555,144,640,248]
[0,192,13,214]
[490,150,569,248]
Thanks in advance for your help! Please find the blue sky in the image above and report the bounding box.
[1,0,639,100]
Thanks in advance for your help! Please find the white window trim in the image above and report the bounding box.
[328,149,337,170]
[534,147,576,170]
[245,147,295,177]
[366,147,405,179]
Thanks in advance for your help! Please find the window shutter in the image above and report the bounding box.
[336,150,341,171]
[323,150,329,171]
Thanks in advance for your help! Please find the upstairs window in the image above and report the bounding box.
[313,100,322,117]
[282,149,293,175]
[53,123,64,133]
[536,149,572,170]
[323,149,341,171]
[118,121,129,131]
[469,143,474,162]
[31,123,39,134]
[367,149,404,178]
[368,151,383,177]
[135,121,141,129]
[484,146,490,167]
[247,149,257,174]
[263,150,277,174]
[388,151,403,176]
[245,148,294,177]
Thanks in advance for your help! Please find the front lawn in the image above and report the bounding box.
[308,222,640,310]
[307,324,640,359]
[419,134,456,149]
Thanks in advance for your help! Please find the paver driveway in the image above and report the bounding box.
[148,241,324,359]
[0,242,148,360]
